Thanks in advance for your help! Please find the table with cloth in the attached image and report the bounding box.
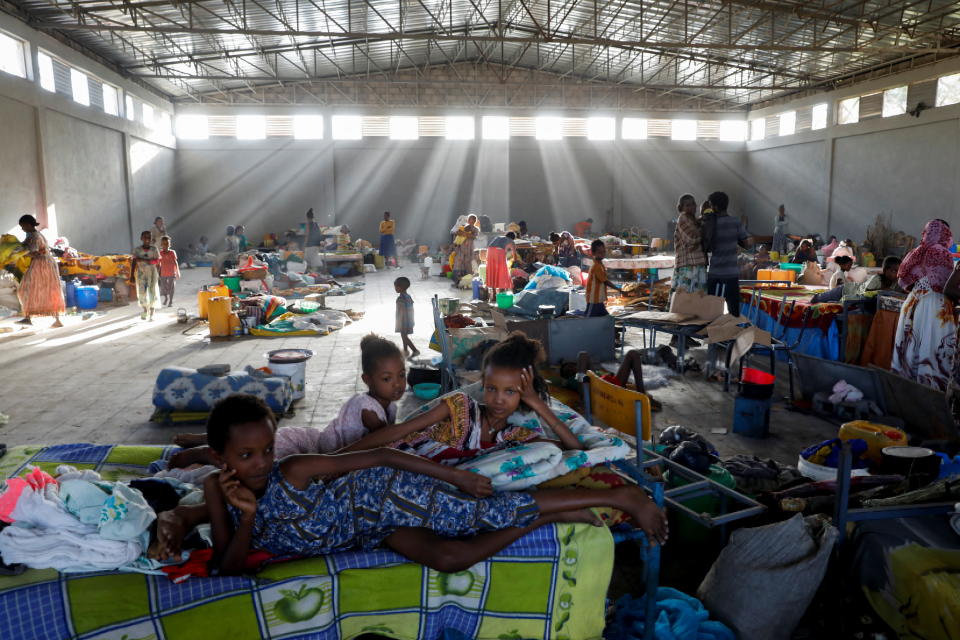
[739,285,842,361]
[0,443,614,640]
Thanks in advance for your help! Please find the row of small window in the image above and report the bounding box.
[175,114,752,141]
[0,30,170,133]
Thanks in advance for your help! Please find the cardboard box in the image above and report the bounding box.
[698,314,772,371]
[668,291,727,324]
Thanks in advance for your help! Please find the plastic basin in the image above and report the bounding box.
[413,383,442,400]
[739,368,775,399]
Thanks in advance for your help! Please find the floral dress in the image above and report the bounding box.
[891,276,959,392]
[18,231,65,316]
[231,464,539,556]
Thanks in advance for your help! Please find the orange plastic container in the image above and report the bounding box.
[758,269,774,281]
[839,421,907,465]
[208,296,233,337]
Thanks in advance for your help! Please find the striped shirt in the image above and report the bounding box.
[704,213,748,279]
[674,212,707,268]
[586,260,608,304]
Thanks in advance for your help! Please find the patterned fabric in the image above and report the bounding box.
[0,443,613,640]
[891,277,959,391]
[395,392,540,464]
[396,291,414,334]
[132,245,160,311]
[585,260,608,305]
[674,212,706,269]
[739,287,841,333]
[17,231,65,316]
[152,366,294,414]
[671,265,708,294]
[557,233,581,269]
[230,464,540,556]
[453,225,478,277]
[898,219,954,292]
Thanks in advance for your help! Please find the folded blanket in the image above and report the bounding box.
[152,366,294,413]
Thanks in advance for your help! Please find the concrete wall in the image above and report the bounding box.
[0,13,174,251]
[170,137,749,247]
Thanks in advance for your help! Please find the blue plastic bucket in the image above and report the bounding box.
[75,285,99,310]
[64,278,79,307]
[98,287,113,302]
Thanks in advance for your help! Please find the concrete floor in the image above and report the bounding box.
[0,266,837,465]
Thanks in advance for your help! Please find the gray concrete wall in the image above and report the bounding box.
[0,12,174,251]
[744,141,829,239]
[171,138,749,247]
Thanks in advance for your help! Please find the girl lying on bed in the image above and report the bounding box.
[195,394,667,574]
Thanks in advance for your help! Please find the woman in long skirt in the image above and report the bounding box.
[16,215,64,327]
[485,232,515,297]
[892,219,958,391]
[379,211,397,268]
[452,214,479,282]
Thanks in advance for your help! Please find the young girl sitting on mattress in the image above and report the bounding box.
[169,334,406,467]
[203,394,667,574]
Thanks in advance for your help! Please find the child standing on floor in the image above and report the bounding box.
[202,394,667,574]
[130,230,161,321]
[169,334,406,464]
[395,276,419,358]
[158,235,180,308]
[585,238,620,317]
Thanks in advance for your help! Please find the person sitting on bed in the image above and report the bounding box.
[200,394,667,574]
[811,255,901,304]
[169,334,406,466]
[341,332,585,464]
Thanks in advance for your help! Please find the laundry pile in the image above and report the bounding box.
[0,466,199,574]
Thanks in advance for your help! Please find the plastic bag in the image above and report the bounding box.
[697,514,837,640]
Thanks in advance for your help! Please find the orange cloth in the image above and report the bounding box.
[379,219,396,235]
[18,232,65,316]
[586,260,608,305]
[860,308,898,369]
[574,220,592,237]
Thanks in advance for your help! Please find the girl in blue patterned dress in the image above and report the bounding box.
[205,395,667,574]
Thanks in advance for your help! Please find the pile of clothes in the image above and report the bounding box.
[0,466,201,574]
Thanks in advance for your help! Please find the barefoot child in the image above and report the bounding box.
[204,395,667,574]
[395,276,419,358]
[131,230,161,321]
[170,334,405,465]
[585,239,620,317]
[158,235,180,308]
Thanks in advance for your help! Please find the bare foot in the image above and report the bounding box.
[173,433,208,448]
[616,485,669,545]
[168,445,216,469]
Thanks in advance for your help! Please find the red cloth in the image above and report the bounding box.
[159,249,180,278]
[161,548,276,582]
[600,373,625,388]
[898,219,953,292]
[485,246,512,290]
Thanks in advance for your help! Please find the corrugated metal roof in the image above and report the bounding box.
[9,0,960,108]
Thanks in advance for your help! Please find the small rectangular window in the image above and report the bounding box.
[0,31,26,78]
[389,116,419,140]
[936,73,960,107]
[445,116,474,140]
[586,117,616,141]
[37,51,55,92]
[671,119,697,141]
[293,115,324,139]
[718,120,747,142]
[176,114,208,139]
[236,115,265,139]
[621,118,647,140]
[481,116,510,140]
[142,103,155,129]
[811,103,828,130]
[883,86,908,117]
[778,111,796,136]
[750,118,765,141]
[332,115,362,140]
[535,116,563,140]
[838,97,860,124]
[125,95,136,121]
[102,84,119,116]
[70,69,89,106]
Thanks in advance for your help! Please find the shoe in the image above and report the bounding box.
[140,311,147,320]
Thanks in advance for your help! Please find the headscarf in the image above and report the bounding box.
[898,219,954,292]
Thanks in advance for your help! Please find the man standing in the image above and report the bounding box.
[574,217,594,238]
[304,208,322,269]
[702,192,751,317]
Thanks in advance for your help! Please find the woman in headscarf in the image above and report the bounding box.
[556,231,582,280]
[892,219,958,391]
[452,214,479,281]
[15,215,65,327]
